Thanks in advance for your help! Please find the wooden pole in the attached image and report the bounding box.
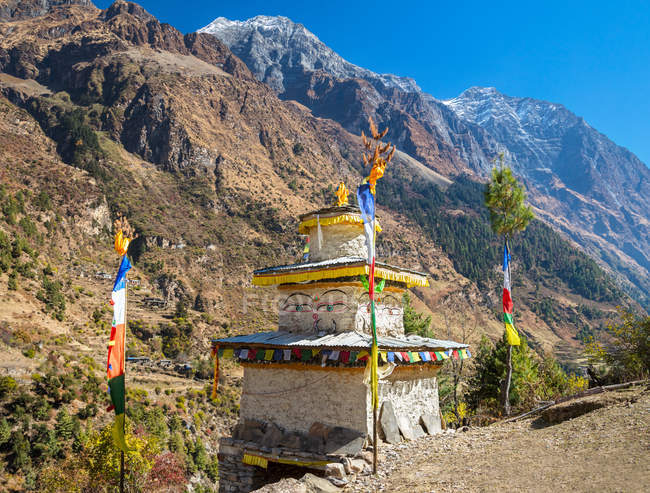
[372,404,378,474]
[120,451,124,493]
[501,238,513,417]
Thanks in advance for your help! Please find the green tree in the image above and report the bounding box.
[484,157,534,416]
[403,293,432,337]
[0,418,10,447]
[54,408,77,442]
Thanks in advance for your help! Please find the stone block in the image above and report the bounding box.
[323,426,364,455]
[236,419,266,443]
[379,401,402,444]
[324,462,346,479]
[420,412,442,435]
[348,459,366,474]
[397,415,415,440]
[302,472,342,492]
[304,433,325,454]
[309,422,331,441]
[261,423,284,449]
[412,423,426,439]
[279,431,303,450]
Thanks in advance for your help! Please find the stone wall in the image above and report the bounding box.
[369,365,442,436]
[217,438,266,493]
[240,365,368,435]
[277,284,404,336]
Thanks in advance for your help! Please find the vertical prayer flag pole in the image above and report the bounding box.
[109,217,134,492]
[357,117,394,475]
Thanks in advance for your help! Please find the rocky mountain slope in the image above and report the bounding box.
[444,87,650,302]
[0,1,640,489]
[0,0,633,370]
[200,15,650,308]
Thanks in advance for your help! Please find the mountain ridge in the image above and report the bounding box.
[200,14,650,308]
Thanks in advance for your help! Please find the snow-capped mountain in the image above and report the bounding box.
[199,16,420,94]
[200,14,650,301]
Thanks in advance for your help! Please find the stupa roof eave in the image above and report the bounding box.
[212,331,468,351]
[252,257,429,287]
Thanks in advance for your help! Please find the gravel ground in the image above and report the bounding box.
[344,386,650,493]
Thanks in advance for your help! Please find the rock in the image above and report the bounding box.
[235,419,266,443]
[397,415,415,441]
[261,423,284,448]
[324,462,346,479]
[279,431,303,450]
[327,477,348,488]
[252,478,307,493]
[309,422,331,441]
[323,426,364,455]
[412,423,426,439]
[304,433,325,454]
[300,473,341,492]
[347,458,366,474]
[379,401,402,444]
[459,425,470,432]
[420,412,441,435]
[359,450,373,464]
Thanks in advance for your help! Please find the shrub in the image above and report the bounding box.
[0,376,17,398]
[466,335,587,415]
[586,308,650,382]
[292,142,304,155]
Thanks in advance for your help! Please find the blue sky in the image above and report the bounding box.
[97,0,650,165]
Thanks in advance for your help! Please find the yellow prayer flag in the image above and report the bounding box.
[243,454,268,468]
[380,351,387,363]
[411,352,421,362]
[222,348,234,359]
[505,324,520,346]
[264,349,274,361]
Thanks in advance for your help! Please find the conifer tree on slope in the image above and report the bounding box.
[485,155,534,415]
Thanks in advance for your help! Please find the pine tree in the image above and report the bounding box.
[484,156,534,416]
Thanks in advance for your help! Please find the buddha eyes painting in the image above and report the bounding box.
[281,289,350,313]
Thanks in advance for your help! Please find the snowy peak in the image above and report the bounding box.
[198,14,419,94]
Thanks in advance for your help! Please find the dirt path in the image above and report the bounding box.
[346,387,650,493]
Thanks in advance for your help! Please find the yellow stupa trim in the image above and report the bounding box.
[298,214,382,235]
[252,264,428,287]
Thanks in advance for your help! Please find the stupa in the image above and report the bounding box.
[213,201,470,492]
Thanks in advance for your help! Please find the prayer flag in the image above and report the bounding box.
[503,243,521,345]
[357,184,375,264]
[107,255,131,452]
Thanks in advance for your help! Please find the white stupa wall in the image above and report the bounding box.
[277,284,404,336]
[306,223,368,261]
